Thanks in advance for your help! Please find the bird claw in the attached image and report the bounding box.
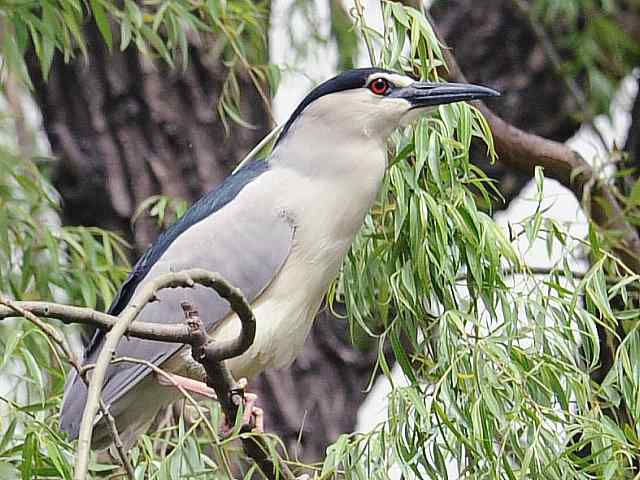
[221,378,264,436]
[230,376,248,398]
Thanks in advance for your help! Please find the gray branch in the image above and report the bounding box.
[182,303,296,480]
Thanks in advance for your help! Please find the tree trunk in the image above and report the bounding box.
[29,24,377,463]
[621,76,640,195]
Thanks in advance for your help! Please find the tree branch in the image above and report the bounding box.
[0,269,295,477]
[0,301,193,342]
[182,303,296,480]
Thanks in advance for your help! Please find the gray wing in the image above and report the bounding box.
[60,171,294,438]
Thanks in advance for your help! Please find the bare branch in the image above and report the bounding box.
[183,303,296,480]
[0,301,194,342]
[74,269,247,479]
[0,270,283,477]
[69,268,293,480]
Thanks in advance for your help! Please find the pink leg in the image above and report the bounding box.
[154,372,217,400]
[155,374,264,434]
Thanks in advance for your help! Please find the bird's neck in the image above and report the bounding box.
[271,116,387,181]
[269,127,387,243]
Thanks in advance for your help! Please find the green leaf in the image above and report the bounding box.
[89,0,113,50]
[629,178,640,206]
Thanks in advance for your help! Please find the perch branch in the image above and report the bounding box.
[0,271,292,478]
[181,303,296,480]
[74,269,234,478]
[70,269,293,480]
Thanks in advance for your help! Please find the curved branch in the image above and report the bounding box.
[73,268,257,480]
[1,270,278,477]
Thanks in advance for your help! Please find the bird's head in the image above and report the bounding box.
[276,68,499,147]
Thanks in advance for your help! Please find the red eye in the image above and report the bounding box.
[369,78,390,95]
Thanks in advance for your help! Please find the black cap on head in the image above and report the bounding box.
[276,68,394,145]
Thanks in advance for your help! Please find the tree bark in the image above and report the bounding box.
[30,29,267,250]
[29,24,377,463]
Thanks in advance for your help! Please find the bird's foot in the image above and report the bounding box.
[221,377,264,436]
[155,373,263,435]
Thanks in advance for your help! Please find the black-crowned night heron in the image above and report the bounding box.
[60,68,498,447]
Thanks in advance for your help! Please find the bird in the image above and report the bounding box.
[60,67,498,448]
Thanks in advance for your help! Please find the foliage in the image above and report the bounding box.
[0,0,640,479]
[533,0,640,116]
[132,194,189,231]
[0,0,277,128]
[330,3,640,479]
[0,86,130,476]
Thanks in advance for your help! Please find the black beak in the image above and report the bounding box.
[390,81,500,109]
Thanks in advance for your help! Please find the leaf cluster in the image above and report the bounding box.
[325,3,640,479]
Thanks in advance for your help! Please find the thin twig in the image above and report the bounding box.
[352,0,377,65]
[0,296,80,370]
[455,265,640,290]
[101,398,136,479]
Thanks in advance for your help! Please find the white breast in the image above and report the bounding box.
[213,132,387,379]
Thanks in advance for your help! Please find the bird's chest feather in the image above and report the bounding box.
[209,157,385,378]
